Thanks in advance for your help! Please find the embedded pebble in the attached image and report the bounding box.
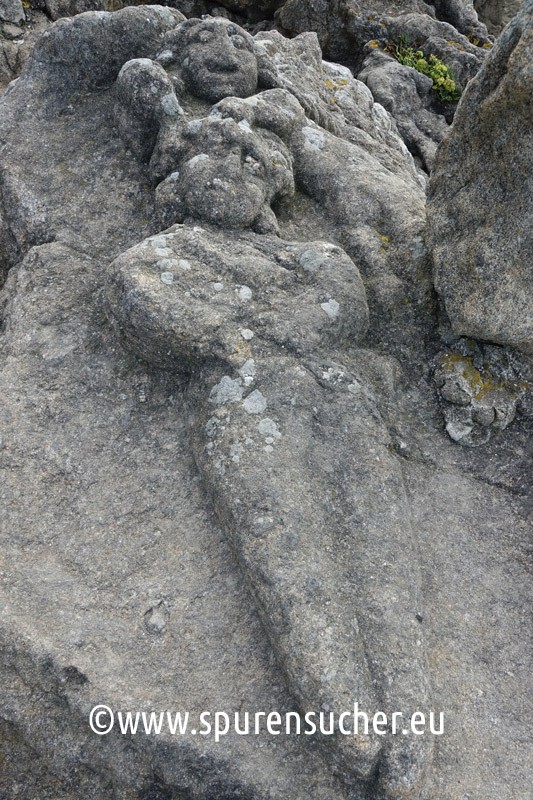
[157,259,178,271]
[230,443,243,464]
[347,381,361,394]
[446,421,473,442]
[240,328,254,340]
[205,417,219,437]
[303,125,325,151]
[148,235,168,249]
[161,92,181,116]
[187,153,209,167]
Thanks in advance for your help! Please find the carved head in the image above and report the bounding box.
[160,18,258,103]
[153,95,297,232]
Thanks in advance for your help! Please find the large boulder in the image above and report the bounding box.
[276,0,490,74]
[359,45,450,170]
[275,0,490,168]
[0,0,24,24]
[474,0,523,34]
[427,0,533,353]
[0,7,531,800]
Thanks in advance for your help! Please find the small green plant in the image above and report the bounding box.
[392,41,462,102]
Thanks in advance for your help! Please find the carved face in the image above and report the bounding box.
[180,20,258,103]
[155,114,294,231]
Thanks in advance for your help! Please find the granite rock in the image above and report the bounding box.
[474,0,523,34]
[0,0,24,25]
[427,0,533,352]
[0,6,531,800]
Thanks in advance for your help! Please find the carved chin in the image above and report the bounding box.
[190,198,262,229]
[185,70,258,103]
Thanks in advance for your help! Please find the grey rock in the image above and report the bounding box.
[41,0,216,23]
[359,46,450,170]
[432,0,491,36]
[274,0,489,165]
[276,0,490,75]
[0,10,50,91]
[106,226,370,371]
[434,351,519,445]
[143,601,170,634]
[0,241,348,800]
[151,90,299,232]
[0,0,24,25]
[474,0,523,33]
[115,16,424,183]
[114,15,429,317]
[427,0,533,352]
[160,16,259,102]
[44,0,109,21]
[115,57,183,163]
[26,5,183,96]
[106,223,431,794]
[1,21,24,37]
[0,6,531,800]
[43,0,140,22]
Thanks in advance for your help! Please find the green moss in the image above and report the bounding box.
[391,41,462,102]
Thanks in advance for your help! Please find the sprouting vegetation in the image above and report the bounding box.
[389,39,462,102]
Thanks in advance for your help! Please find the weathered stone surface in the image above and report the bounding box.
[105,220,437,797]
[276,0,490,74]
[0,242,349,800]
[0,6,531,800]
[434,351,519,446]
[274,0,491,166]
[474,0,523,33]
[42,0,214,22]
[0,10,51,91]
[359,45,450,170]
[0,0,24,25]
[152,91,299,232]
[27,5,183,94]
[41,0,277,23]
[433,0,489,36]
[209,0,284,19]
[427,0,533,352]
[108,26,435,792]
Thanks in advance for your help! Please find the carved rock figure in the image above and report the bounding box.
[5,8,530,800]
[106,89,433,798]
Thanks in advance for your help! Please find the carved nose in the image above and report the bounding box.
[207,40,240,71]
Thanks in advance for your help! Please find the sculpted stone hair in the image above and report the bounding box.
[158,16,256,67]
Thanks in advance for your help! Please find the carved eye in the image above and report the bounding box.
[231,35,247,50]
[244,154,264,175]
